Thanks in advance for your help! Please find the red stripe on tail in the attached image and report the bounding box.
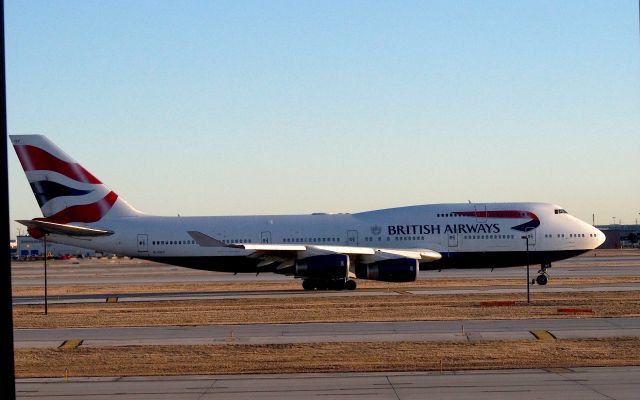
[36,191,119,224]
[14,144,101,184]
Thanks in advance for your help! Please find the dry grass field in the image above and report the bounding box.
[13,291,640,328]
[15,338,640,378]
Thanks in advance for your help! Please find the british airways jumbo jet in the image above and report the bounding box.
[11,135,605,290]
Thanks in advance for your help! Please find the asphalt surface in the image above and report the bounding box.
[11,253,640,304]
[11,253,640,287]
[16,367,640,399]
[11,282,640,305]
[14,317,640,348]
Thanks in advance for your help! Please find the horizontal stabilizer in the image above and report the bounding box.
[16,219,113,237]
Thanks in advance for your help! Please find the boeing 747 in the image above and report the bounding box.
[11,135,605,290]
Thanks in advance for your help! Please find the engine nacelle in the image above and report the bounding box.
[295,254,349,279]
[355,257,418,282]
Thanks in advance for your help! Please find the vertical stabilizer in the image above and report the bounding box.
[10,135,140,223]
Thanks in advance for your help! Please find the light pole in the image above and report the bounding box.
[522,235,530,303]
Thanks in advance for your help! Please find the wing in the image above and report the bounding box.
[238,244,441,262]
[187,231,441,268]
[237,243,442,280]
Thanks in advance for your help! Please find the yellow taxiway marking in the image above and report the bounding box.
[58,339,83,349]
[531,330,556,341]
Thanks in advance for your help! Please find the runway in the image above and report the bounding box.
[11,252,640,287]
[11,282,640,305]
[14,317,640,348]
[16,367,640,400]
[11,252,640,305]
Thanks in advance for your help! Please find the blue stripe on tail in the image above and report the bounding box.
[29,181,93,207]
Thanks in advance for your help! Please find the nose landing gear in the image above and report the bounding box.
[535,274,548,285]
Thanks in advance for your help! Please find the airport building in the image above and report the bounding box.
[14,235,98,259]
[596,224,640,249]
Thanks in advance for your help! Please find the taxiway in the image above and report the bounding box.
[10,252,640,287]
[14,317,640,348]
[16,367,640,400]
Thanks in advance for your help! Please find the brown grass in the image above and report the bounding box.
[13,291,640,329]
[15,338,640,378]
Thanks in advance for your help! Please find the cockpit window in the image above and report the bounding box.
[554,209,568,214]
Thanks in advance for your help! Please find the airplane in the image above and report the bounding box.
[11,134,606,290]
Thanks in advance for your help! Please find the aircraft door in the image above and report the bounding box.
[347,230,358,246]
[474,204,487,222]
[448,233,458,247]
[525,228,536,246]
[261,231,272,244]
[137,234,148,253]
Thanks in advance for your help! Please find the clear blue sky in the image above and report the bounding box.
[6,1,640,238]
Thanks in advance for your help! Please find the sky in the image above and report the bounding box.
[5,0,640,238]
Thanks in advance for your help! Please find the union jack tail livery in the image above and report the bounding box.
[11,135,139,237]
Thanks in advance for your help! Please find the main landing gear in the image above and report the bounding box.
[302,278,357,291]
[534,263,551,285]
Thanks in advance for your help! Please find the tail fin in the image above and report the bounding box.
[10,135,140,223]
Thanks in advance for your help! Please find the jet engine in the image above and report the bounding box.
[295,254,349,279]
[355,257,418,282]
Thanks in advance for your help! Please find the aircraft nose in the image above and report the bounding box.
[594,227,606,248]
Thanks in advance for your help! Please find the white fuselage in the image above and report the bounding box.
[47,201,605,273]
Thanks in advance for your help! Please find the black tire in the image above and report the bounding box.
[302,280,315,291]
[331,280,346,291]
[536,274,548,286]
[345,280,357,290]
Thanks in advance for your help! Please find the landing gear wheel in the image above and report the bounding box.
[302,280,315,291]
[535,263,551,285]
[345,280,357,291]
[536,274,548,286]
[331,280,346,291]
